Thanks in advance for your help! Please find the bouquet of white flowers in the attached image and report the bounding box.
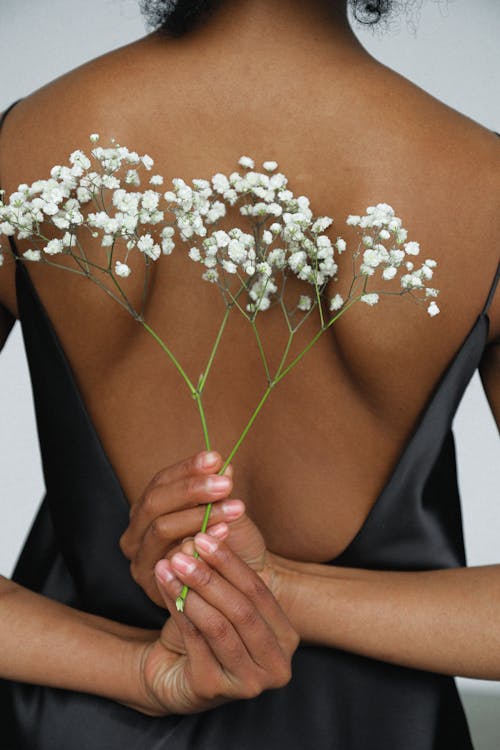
[0,135,440,609]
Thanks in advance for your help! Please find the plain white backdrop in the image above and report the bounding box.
[0,1,499,747]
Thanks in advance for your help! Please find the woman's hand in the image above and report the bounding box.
[119,450,269,607]
[135,526,299,716]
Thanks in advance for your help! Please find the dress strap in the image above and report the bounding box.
[0,99,23,131]
[482,262,500,317]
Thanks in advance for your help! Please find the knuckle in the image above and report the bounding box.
[244,574,270,601]
[272,659,293,688]
[119,533,131,558]
[239,678,263,700]
[205,613,230,642]
[181,455,198,476]
[141,487,158,516]
[181,476,199,503]
[194,563,214,588]
[232,602,259,629]
[149,517,169,541]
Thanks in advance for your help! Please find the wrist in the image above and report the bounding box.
[259,551,303,627]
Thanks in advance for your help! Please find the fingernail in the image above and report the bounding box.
[171,553,197,575]
[199,451,218,469]
[222,499,244,519]
[155,559,175,583]
[195,533,218,554]
[207,523,228,540]
[206,476,231,492]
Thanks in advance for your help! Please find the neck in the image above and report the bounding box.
[153,0,368,62]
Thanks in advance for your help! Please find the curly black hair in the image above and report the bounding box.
[140,1,407,39]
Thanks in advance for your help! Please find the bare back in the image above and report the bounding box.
[0,30,499,563]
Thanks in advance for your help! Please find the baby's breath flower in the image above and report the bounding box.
[262,160,278,172]
[149,175,164,186]
[427,301,440,317]
[335,238,346,253]
[89,133,100,143]
[137,233,161,260]
[329,294,344,312]
[238,156,255,170]
[404,241,420,256]
[346,214,361,226]
[114,260,131,278]
[360,293,379,306]
[23,249,42,262]
[141,155,154,170]
[382,266,397,280]
[298,295,312,311]
[44,238,64,255]
[125,169,140,186]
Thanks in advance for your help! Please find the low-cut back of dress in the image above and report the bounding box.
[1,100,499,749]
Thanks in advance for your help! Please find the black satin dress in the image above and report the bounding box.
[1,101,499,749]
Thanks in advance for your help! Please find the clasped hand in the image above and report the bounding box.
[119,451,299,716]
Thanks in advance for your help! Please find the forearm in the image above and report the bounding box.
[270,556,500,679]
[0,575,157,708]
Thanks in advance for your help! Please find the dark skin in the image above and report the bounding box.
[0,0,499,712]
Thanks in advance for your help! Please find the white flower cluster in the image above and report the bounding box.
[346,203,439,316]
[0,139,439,320]
[168,156,344,313]
[0,135,169,279]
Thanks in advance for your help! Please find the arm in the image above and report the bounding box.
[269,339,500,680]
[269,556,500,680]
[0,575,154,708]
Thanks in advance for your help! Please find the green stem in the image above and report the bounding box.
[274,330,294,381]
[198,306,231,394]
[176,381,277,613]
[274,296,361,386]
[251,321,271,384]
[140,320,197,396]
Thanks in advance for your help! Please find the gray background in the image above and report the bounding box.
[0,0,499,746]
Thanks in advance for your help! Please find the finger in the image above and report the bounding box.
[121,472,236,558]
[156,560,256,687]
[170,550,285,675]
[155,561,224,691]
[128,500,245,590]
[193,534,298,653]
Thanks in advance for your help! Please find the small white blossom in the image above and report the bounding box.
[44,238,64,255]
[149,175,164,186]
[427,301,440,317]
[141,154,154,170]
[114,260,131,278]
[23,249,42,262]
[188,247,201,262]
[335,238,347,254]
[89,133,99,143]
[263,160,278,172]
[404,241,420,256]
[382,266,397,280]
[346,214,361,226]
[238,155,255,169]
[222,259,237,274]
[360,293,379,306]
[125,169,140,186]
[298,295,312,311]
[329,294,344,312]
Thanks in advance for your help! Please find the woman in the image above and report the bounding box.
[0,0,499,747]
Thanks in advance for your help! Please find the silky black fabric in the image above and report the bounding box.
[1,100,499,748]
